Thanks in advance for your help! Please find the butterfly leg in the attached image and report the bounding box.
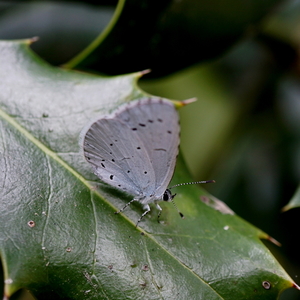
[155,201,163,223]
[135,204,151,227]
[115,198,137,214]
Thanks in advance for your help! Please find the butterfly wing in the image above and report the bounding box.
[82,98,180,202]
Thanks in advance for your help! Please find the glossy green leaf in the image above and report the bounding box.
[0,39,297,299]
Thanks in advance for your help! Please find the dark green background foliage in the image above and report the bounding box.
[1,1,300,299]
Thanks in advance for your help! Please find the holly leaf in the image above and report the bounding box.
[0,39,297,299]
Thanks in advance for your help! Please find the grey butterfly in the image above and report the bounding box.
[81,98,213,227]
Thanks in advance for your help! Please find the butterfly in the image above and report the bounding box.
[81,98,214,227]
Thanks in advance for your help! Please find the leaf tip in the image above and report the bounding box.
[182,97,197,106]
[173,97,197,108]
[28,36,39,44]
[293,282,300,290]
[266,235,282,247]
[140,69,151,76]
[281,204,291,212]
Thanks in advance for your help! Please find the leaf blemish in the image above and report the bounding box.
[142,265,149,271]
[27,220,35,227]
[262,281,271,290]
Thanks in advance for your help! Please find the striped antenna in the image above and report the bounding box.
[170,196,184,219]
[169,180,215,190]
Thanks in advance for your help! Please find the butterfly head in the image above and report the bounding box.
[162,189,183,218]
[162,189,176,202]
[162,180,215,219]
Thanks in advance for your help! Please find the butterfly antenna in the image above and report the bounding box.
[169,180,215,190]
[170,195,185,219]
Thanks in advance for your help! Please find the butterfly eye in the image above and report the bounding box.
[163,189,172,201]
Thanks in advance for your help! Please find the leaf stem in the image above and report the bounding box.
[62,0,126,69]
